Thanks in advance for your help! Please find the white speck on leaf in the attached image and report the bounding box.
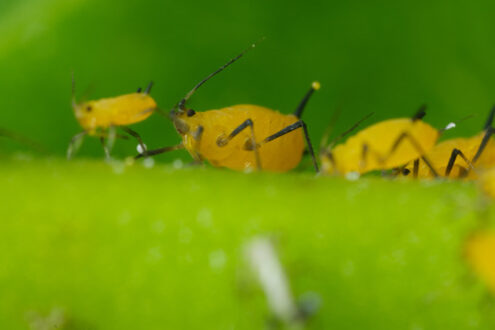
[209,249,227,272]
[151,220,165,234]
[118,211,132,225]
[147,246,162,262]
[111,160,125,174]
[341,260,355,276]
[173,159,184,169]
[197,208,212,227]
[179,227,193,244]
[143,157,155,168]
[345,172,360,181]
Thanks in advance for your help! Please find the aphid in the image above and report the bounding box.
[465,230,495,295]
[320,106,443,176]
[137,43,320,172]
[401,107,495,179]
[68,76,157,159]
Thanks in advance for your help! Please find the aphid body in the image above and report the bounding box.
[321,111,439,176]
[174,105,305,171]
[74,92,156,135]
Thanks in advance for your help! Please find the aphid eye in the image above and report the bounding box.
[187,109,196,117]
[86,106,93,112]
[402,168,411,176]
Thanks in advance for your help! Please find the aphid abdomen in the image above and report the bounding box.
[186,105,305,171]
[333,119,438,174]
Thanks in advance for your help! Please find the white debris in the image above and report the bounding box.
[444,122,456,130]
[244,237,298,324]
[136,144,147,154]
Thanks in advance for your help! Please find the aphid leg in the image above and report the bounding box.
[472,127,494,162]
[106,126,116,154]
[191,125,204,163]
[99,136,111,160]
[385,131,439,177]
[445,148,474,177]
[217,119,261,170]
[293,82,320,119]
[67,131,87,160]
[134,144,184,159]
[413,159,419,178]
[483,105,495,130]
[144,81,153,94]
[120,126,147,155]
[261,120,319,172]
[360,143,369,170]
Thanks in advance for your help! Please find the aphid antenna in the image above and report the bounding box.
[483,105,495,130]
[144,81,153,94]
[152,107,171,119]
[0,127,47,153]
[173,37,266,113]
[319,107,342,152]
[326,112,374,150]
[71,71,77,108]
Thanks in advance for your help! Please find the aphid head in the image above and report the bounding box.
[169,40,263,135]
[71,73,96,123]
[72,100,99,131]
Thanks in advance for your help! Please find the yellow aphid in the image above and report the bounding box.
[320,107,441,176]
[68,78,157,159]
[138,43,320,172]
[74,93,156,133]
[402,107,495,179]
[465,231,495,294]
[174,105,306,171]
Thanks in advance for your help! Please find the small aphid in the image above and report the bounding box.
[320,106,442,176]
[137,42,320,172]
[465,231,495,295]
[68,76,157,159]
[401,107,495,179]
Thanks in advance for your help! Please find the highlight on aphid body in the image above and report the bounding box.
[68,75,157,160]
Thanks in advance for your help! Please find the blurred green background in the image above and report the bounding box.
[1,0,495,160]
[2,2,495,329]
